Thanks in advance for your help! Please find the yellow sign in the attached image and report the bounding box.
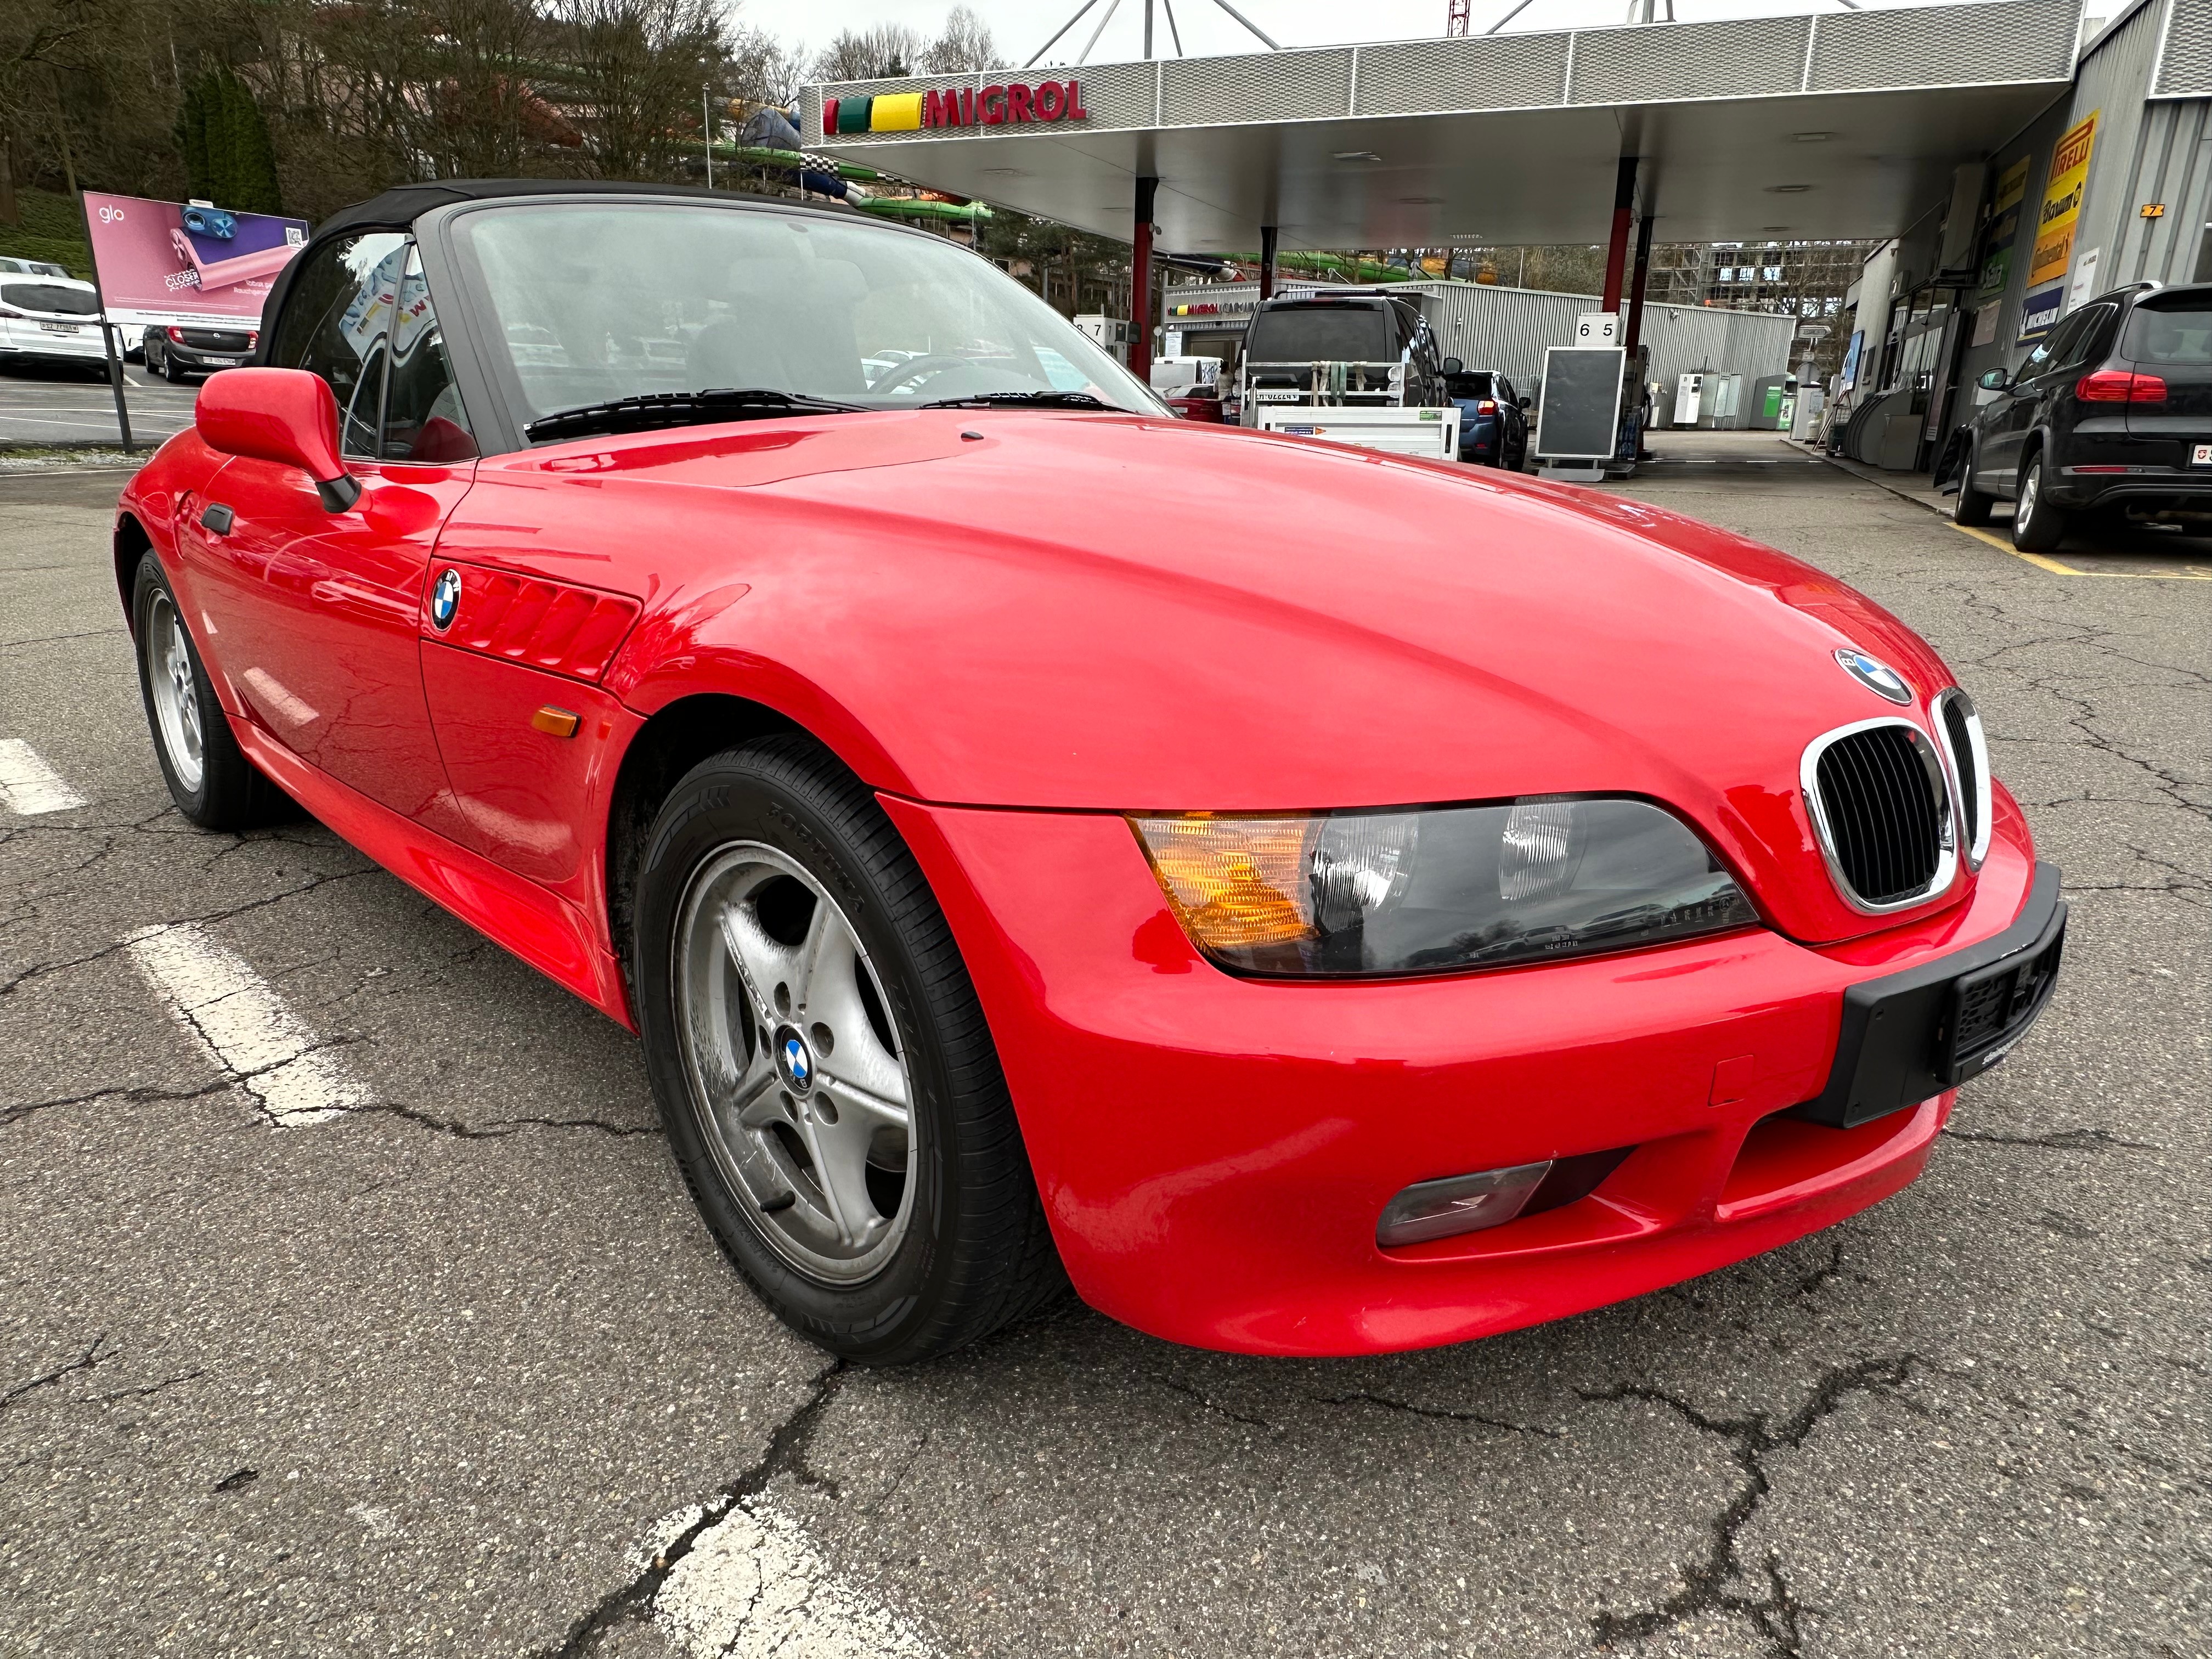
[1993,155,2032,216]
[2027,111,2098,291]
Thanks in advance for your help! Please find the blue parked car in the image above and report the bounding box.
[1445,365,1530,469]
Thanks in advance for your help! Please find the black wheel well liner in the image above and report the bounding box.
[113,512,153,634]
[603,692,808,980]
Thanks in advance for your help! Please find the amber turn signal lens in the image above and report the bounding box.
[531,705,581,738]
[1128,815,1318,952]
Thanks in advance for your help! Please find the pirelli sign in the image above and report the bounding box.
[821,81,1091,138]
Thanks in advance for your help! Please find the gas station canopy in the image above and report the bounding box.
[803,0,2083,250]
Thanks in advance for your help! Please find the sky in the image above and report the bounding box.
[730,0,1883,61]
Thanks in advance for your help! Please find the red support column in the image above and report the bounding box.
[1259,224,1278,300]
[1601,156,1639,313]
[1133,176,1158,373]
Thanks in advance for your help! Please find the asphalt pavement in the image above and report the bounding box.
[0,360,198,448]
[2,438,2205,1658]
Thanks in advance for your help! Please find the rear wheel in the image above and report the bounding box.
[131,554,291,828]
[1953,438,1995,526]
[632,735,1063,1364]
[157,340,184,383]
[2012,453,2068,551]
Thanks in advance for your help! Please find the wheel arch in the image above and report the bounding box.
[113,511,154,635]
[603,691,810,977]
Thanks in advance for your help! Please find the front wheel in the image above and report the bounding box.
[631,736,1064,1364]
[2012,454,2068,551]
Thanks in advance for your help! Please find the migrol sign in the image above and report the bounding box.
[821,81,1090,137]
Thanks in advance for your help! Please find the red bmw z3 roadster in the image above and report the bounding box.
[114,182,2064,1363]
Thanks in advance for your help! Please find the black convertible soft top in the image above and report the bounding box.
[315,176,850,239]
[255,177,856,366]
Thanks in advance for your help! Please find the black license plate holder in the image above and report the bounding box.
[1793,866,2067,1129]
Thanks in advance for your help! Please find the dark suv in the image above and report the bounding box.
[1955,282,2212,548]
[1445,368,1530,469]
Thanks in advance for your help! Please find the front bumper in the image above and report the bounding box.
[883,785,2054,1355]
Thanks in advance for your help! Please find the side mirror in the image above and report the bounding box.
[1517,395,1531,409]
[195,367,362,511]
[1442,356,1464,375]
[1976,367,2010,392]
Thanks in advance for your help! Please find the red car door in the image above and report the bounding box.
[188,234,478,823]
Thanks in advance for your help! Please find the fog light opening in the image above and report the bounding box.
[1376,1145,1637,1250]
[1376,1162,1550,1249]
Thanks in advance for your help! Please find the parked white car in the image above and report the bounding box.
[0,273,140,370]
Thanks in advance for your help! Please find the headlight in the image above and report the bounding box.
[1130,797,1758,978]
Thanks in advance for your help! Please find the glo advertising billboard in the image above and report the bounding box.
[82,191,310,330]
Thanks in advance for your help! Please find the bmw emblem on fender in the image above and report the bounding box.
[430,568,461,630]
[1834,647,1913,704]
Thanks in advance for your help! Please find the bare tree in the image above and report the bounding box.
[548,0,724,180]
[811,24,922,82]
[726,23,806,110]
[920,6,998,72]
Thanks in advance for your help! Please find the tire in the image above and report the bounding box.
[131,554,291,830]
[157,341,184,383]
[1952,439,1995,526]
[632,735,1064,1364]
[2012,453,2068,552]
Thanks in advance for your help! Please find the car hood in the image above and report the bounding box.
[471,412,1968,943]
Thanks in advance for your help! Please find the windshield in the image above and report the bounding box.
[2,283,99,317]
[1246,305,1395,365]
[455,203,1161,427]
[2123,298,2212,364]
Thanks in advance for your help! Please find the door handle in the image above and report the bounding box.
[199,503,235,537]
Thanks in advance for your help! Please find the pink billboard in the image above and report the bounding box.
[82,192,311,330]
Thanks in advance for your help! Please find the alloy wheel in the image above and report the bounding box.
[145,590,205,793]
[673,841,916,1285]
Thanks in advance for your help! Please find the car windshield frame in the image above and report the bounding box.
[436,198,1165,447]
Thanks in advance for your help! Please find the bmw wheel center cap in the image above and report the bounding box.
[774,1026,814,1095]
[1834,647,1913,705]
[430,568,461,630]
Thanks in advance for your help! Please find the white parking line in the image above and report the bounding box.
[123,922,371,1127]
[638,1496,936,1658]
[0,740,87,814]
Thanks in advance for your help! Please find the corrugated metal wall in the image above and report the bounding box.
[2068,0,2169,285]
[1956,0,2212,397]
[2114,99,2212,280]
[1164,279,1795,396]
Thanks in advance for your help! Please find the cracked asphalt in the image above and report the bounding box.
[3,438,2207,1658]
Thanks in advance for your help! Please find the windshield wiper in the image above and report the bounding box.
[917,390,1115,410]
[524,387,864,442]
